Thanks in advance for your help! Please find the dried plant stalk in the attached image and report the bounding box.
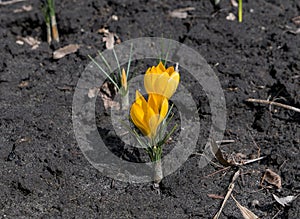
[246,98,300,113]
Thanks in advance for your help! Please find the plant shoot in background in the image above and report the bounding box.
[42,0,59,44]
[89,44,133,110]
[238,0,243,22]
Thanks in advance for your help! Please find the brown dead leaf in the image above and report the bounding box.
[100,92,120,110]
[263,169,282,189]
[53,44,80,59]
[273,194,298,207]
[103,32,115,50]
[210,140,234,167]
[169,11,188,19]
[232,195,259,219]
[100,82,119,110]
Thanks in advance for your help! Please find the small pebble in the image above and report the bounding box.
[112,15,118,21]
[16,40,24,45]
[226,13,236,21]
[251,199,260,207]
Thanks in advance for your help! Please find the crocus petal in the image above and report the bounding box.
[148,114,160,138]
[166,66,175,75]
[157,61,166,73]
[158,97,169,124]
[135,90,147,107]
[170,71,180,84]
[144,73,155,94]
[130,103,149,135]
[155,72,170,97]
[148,94,159,115]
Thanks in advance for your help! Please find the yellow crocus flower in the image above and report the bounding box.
[144,62,180,99]
[130,90,168,139]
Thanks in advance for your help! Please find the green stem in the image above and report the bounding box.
[238,0,243,22]
[121,91,129,110]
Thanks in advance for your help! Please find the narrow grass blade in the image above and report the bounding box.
[88,55,119,89]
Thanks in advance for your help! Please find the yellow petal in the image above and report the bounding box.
[148,94,159,114]
[158,97,169,124]
[144,73,155,94]
[156,61,166,74]
[148,114,160,138]
[135,90,145,106]
[155,72,170,97]
[130,102,150,136]
[166,66,175,75]
[170,71,180,84]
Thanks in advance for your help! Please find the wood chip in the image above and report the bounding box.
[226,13,236,21]
[18,80,29,88]
[16,36,40,49]
[98,28,110,35]
[169,11,188,19]
[263,169,282,189]
[169,7,194,19]
[16,40,24,45]
[103,32,115,50]
[53,44,80,59]
[231,0,238,7]
[232,195,259,219]
[16,136,31,144]
[207,194,224,199]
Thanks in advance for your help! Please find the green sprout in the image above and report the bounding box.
[42,0,59,44]
[238,0,243,22]
[88,43,133,110]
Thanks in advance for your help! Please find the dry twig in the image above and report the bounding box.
[213,170,240,219]
[0,0,25,5]
[246,98,300,113]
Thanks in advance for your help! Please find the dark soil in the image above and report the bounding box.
[1,0,299,218]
